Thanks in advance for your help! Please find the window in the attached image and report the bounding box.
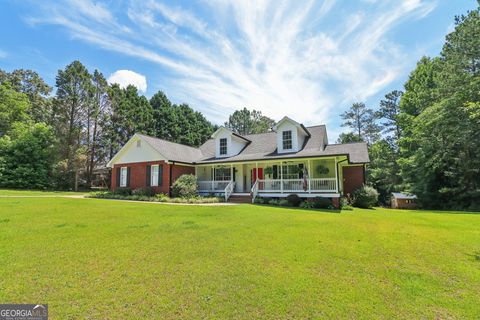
[282,130,292,150]
[214,167,231,181]
[279,164,300,179]
[219,138,227,155]
[151,165,159,186]
[120,167,127,187]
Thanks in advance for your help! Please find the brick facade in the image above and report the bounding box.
[331,197,340,209]
[111,161,195,194]
[342,165,365,196]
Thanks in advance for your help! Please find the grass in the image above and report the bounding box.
[0,196,479,319]
[0,189,86,196]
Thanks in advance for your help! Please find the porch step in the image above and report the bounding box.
[228,195,252,204]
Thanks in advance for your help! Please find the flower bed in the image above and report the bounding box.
[87,190,223,204]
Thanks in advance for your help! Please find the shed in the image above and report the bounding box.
[391,192,417,209]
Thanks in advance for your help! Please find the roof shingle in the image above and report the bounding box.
[137,125,369,164]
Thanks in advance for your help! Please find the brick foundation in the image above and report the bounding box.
[332,197,340,209]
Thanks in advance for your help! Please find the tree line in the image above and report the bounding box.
[0,61,218,189]
[338,5,479,210]
[1,5,477,210]
[0,61,275,190]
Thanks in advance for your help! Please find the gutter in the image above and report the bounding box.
[193,153,369,165]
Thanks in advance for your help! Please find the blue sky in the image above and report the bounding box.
[0,0,476,139]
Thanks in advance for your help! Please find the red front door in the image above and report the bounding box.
[251,168,264,183]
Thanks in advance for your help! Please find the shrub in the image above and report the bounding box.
[279,199,290,206]
[313,197,331,209]
[144,187,156,197]
[132,188,143,196]
[268,199,279,206]
[114,187,132,196]
[352,185,379,208]
[253,197,264,204]
[171,174,198,198]
[155,193,169,202]
[300,201,315,209]
[339,197,353,210]
[169,196,222,204]
[286,194,302,207]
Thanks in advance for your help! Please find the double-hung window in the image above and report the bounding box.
[282,131,292,150]
[280,165,300,179]
[219,138,227,155]
[120,167,128,187]
[151,165,159,186]
[214,167,231,181]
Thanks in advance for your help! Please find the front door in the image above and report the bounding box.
[251,168,264,184]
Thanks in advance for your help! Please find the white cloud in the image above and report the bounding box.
[107,70,147,92]
[26,0,437,126]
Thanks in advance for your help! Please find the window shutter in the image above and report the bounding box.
[116,167,121,187]
[273,165,278,179]
[158,165,163,186]
[146,165,151,187]
[127,167,131,187]
[298,164,304,179]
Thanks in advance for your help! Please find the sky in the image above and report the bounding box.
[0,0,477,140]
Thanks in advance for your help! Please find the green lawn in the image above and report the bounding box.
[0,189,86,196]
[0,196,479,319]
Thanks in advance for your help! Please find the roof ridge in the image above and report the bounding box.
[305,124,326,129]
[327,141,367,146]
[137,133,201,151]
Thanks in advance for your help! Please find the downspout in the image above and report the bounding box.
[169,161,174,197]
[336,159,348,195]
[363,164,367,184]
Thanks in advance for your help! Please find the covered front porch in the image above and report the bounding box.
[195,157,344,200]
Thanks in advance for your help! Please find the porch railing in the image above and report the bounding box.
[251,180,259,203]
[257,178,337,193]
[224,181,235,202]
[197,180,231,192]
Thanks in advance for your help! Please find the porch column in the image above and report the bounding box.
[334,157,338,192]
[307,159,311,193]
[280,162,283,193]
[212,164,215,191]
[230,164,233,183]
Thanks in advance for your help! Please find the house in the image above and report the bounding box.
[391,192,417,209]
[107,116,369,206]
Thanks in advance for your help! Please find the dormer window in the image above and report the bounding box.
[282,131,292,150]
[219,138,227,155]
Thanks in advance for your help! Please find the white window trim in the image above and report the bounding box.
[214,166,231,181]
[219,138,228,155]
[282,130,292,150]
[120,167,127,187]
[151,165,159,187]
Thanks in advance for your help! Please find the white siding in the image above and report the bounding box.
[112,137,163,165]
[276,121,307,153]
[214,128,247,158]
